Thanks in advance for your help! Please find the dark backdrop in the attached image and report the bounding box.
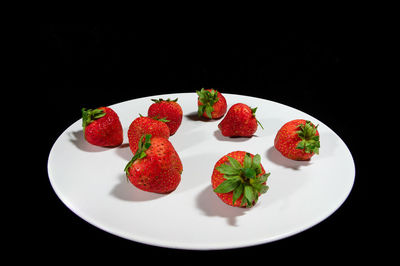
[38,24,369,262]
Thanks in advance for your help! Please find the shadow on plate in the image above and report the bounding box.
[69,130,115,152]
[196,185,247,226]
[110,174,166,202]
[213,130,256,142]
[185,111,223,122]
[266,146,311,170]
[115,143,132,161]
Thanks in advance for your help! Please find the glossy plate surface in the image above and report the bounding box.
[48,93,355,250]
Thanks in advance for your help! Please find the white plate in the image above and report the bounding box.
[47,93,355,250]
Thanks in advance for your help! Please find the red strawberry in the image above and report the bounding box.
[274,119,320,161]
[124,134,183,193]
[147,98,183,135]
[127,116,170,154]
[218,103,263,137]
[81,107,123,147]
[212,151,270,207]
[196,88,227,119]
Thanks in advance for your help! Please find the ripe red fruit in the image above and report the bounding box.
[81,107,123,147]
[147,98,183,135]
[274,119,320,161]
[218,103,263,137]
[212,151,270,208]
[196,88,227,119]
[127,116,170,154]
[124,134,183,193]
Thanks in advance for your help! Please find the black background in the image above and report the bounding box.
[38,24,370,262]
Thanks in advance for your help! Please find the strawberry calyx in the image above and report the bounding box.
[196,88,219,118]
[214,153,270,207]
[151,98,178,103]
[151,116,170,123]
[250,107,264,130]
[81,108,106,130]
[296,120,320,154]
[124,134,152,176]
[139,113,170,123]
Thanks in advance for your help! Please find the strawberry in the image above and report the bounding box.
[147,98,183,135]
[274,119,320,161]
[127,115,170,154]
[212,151,270,207]
[124,134,183,193]
[218,103,263,137]
[81,107,123,147]
[196,88,227,119]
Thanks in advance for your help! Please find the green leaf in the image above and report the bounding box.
[214,177,241,193]
[296,130,305,138]
[196,88,219,118]
[254,190,260,202]
[258,173,270,183]
[232,183,244,205]
[244,185,255,206]
[297,121,319,140]
[251,154,262,174]
[227,156,242,169]
[251,181,262,191]
[149,115,170,123]
[223,175,242,180]
[260,185,269,194]
[139,151,146,159]
[196,89,202,97]
[216,163,241,175]
[242,168,257,179]
[243,153,252,169]
[296,140,305,150]
[240,199,247,207]
[248,106,263,130]
[81,108,106,129]
[124,134,152,176]
[251,172,269,194]
[296,121,320,154]
[205,105,213,119]
[158,117,170,123]
[151,98,178,103]
[197,105,206,117]
[143,134,151,149]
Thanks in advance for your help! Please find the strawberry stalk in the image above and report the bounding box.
[124,134,152,176]
[197,88,219,118]
[296,121,320,154]
[214,153,270,207]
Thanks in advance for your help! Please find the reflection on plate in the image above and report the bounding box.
[47,93,355,250]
